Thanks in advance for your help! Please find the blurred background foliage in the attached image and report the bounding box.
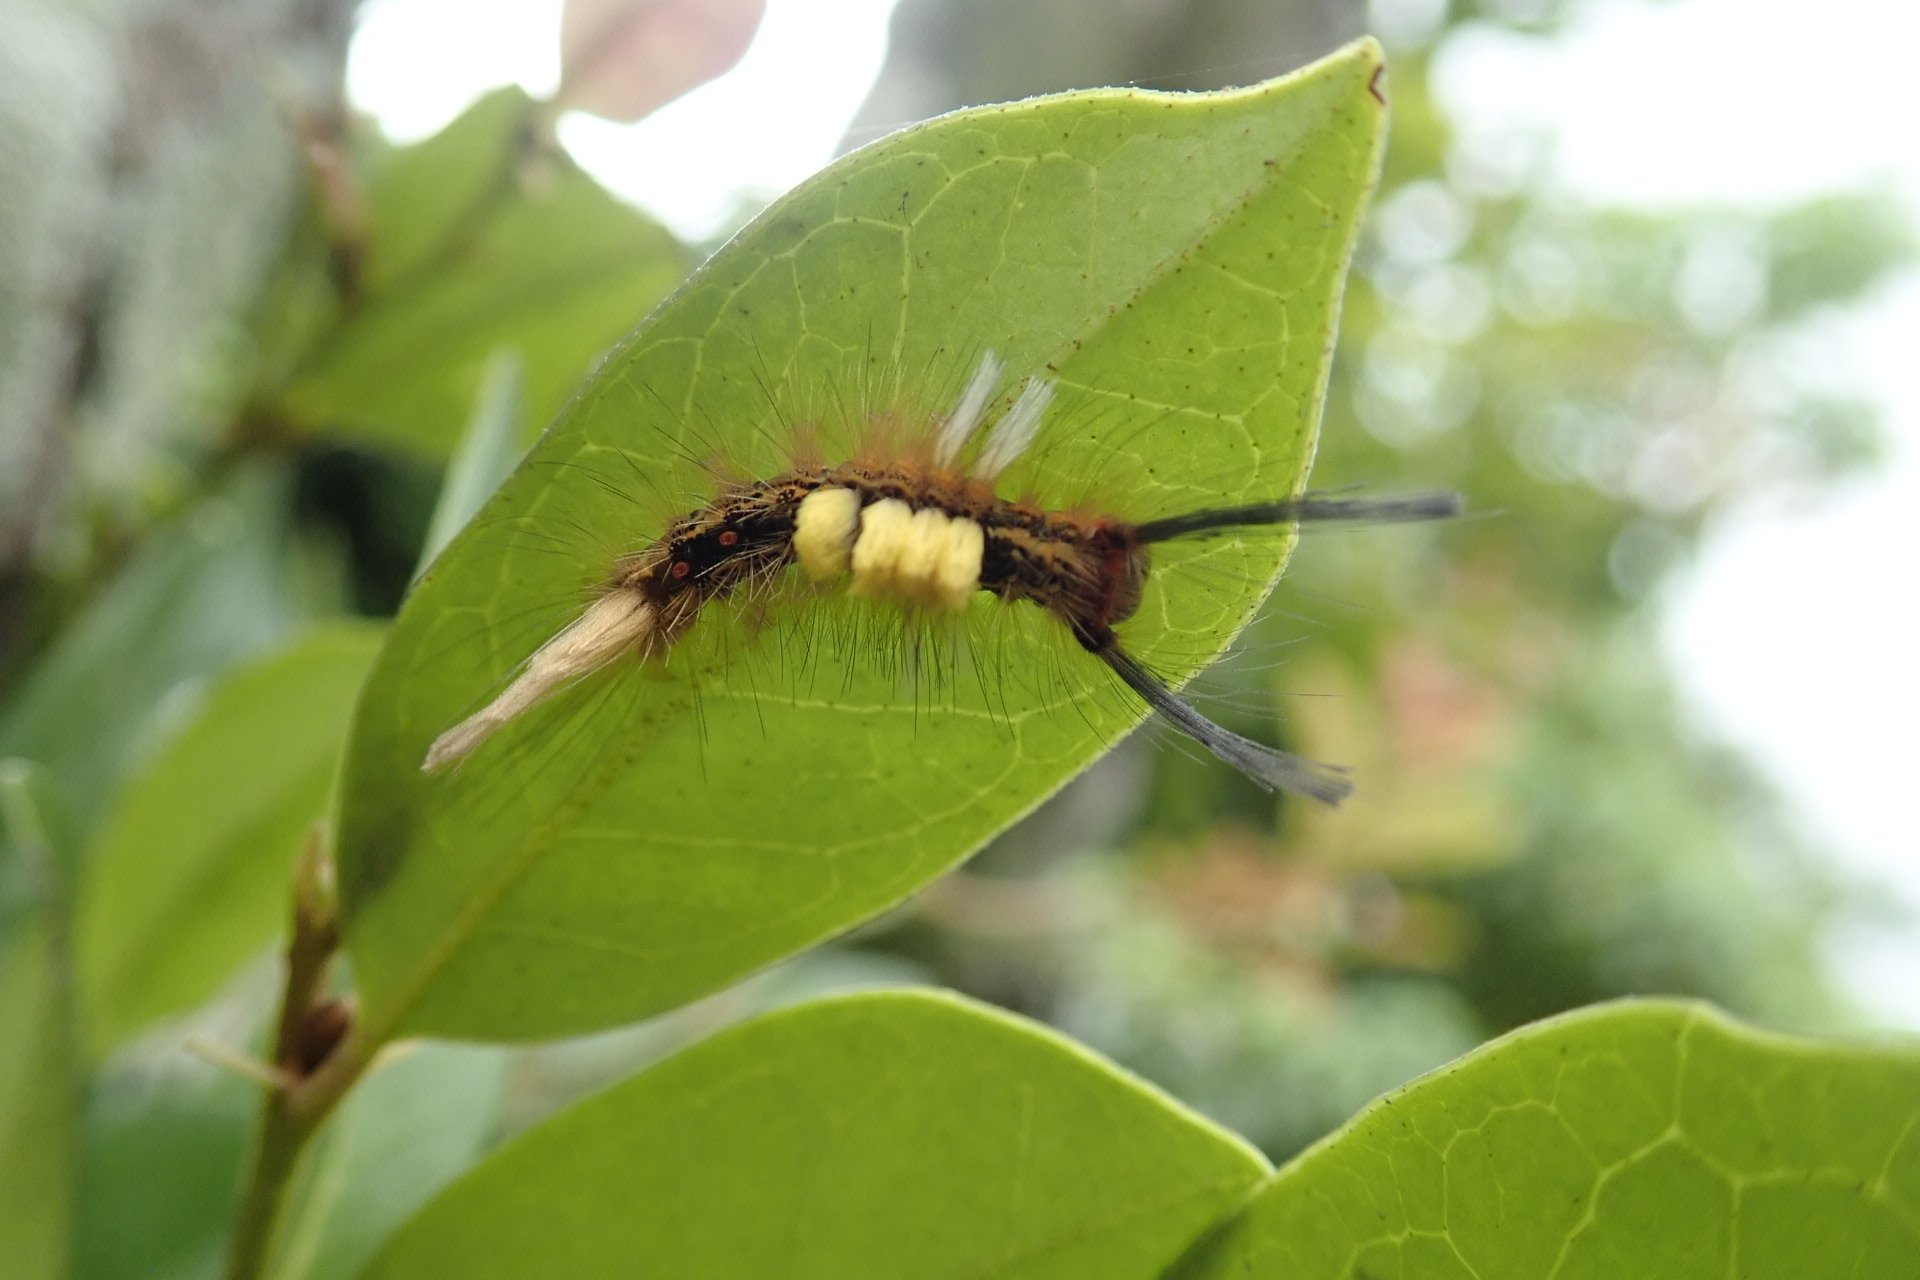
[0,0,1909,1274]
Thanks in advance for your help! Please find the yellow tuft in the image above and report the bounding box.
[793,487,862,580]
[849,497,983,611]
[849,497,913,597]
[933,516,985,610]
[897,507,951,602]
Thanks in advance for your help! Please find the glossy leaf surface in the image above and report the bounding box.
[1169,1000,1920,1279]
[77,623,383,1053]
[366,990,1267,1279]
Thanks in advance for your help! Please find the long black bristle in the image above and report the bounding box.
[1095,640,1353,805]
[1133,490,1463,544]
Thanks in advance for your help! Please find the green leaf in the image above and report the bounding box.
[366,989,1267,1279]
[269,1043,509,1280]
[74,1027,264,1280]
[338,39,1388,1041]
[416,351,526,574]
[0,927,77,1280]
[0,466,306,833]
[1167,999,1920,1280]
[76,622,384,1055]
[0,763,78,1280]
[279,89,689,456]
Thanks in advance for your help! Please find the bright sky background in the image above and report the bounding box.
[347,0,1920,1025]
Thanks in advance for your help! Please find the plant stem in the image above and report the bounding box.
[221,828,381,1280]
[223,1091,309,1280]
[224,1021,388,1279]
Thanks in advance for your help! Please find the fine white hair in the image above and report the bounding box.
[974,377,1055,479]
[933,350,1004,466]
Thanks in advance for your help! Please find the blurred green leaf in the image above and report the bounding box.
[367,989,1267,1279]
[0,927,76,1280]
[75,1029,264,1280]
[76,622,383,1055]
[416,351,525,574]
[268,1043,508,1280]
[0,761,78,1280]
[356,93,525,295]
[0,467,305,833]
[1766,192,1914,322]
[278,89,689,457]
[335,40,1389,1042]
[1168,1000,1920,1279]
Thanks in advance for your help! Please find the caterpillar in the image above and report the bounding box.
[422,353,1459,804]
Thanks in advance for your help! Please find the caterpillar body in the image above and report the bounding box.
[424,353,1459,803]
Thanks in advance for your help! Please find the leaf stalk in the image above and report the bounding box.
[221,827,384,1280]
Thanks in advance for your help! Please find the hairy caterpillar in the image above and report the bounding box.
[424,353,1458,804]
